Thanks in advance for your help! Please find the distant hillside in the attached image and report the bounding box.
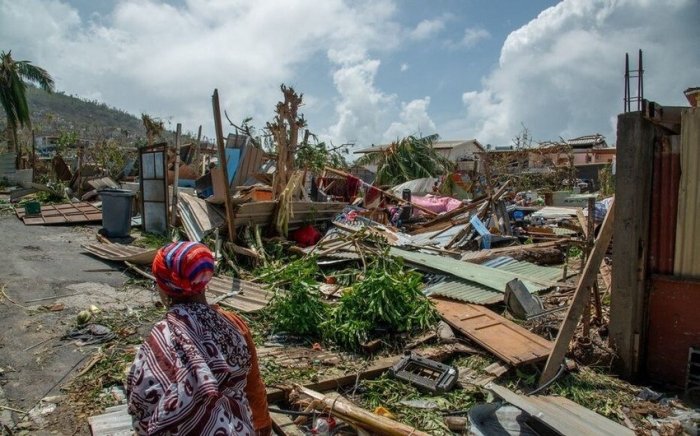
[0,86,147,142]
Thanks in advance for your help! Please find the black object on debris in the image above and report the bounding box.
[389,353,458,393]
[63,324,116,346]
[505,279,546,320]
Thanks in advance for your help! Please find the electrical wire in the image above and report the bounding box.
[267,406,317,417]
[526,363,566,396]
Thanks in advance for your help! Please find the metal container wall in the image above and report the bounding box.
[646,275,700,387]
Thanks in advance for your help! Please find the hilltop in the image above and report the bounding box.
[0,86,147,142]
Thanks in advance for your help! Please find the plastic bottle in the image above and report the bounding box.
[312,416,336,435]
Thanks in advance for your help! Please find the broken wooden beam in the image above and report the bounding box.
[539,200,615,387]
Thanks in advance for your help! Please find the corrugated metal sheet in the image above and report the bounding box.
[423,256,564,304]
[482,256,564,284]
[425,279,503,305]
[207,276,276,313]
[0,153,16,174]
[674,108,700,277]
[486,383,634,436]
[83,243,157,265]
[406,223,468,248]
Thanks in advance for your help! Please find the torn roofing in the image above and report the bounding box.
[395,249,565,304]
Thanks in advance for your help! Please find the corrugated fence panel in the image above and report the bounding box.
[674,108,700,277]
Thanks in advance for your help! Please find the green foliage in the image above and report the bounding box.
[295,140,348,172]
[86,140,131,179]
[568,245,583,259]
[1,86,147,141]
[355,134,455,185]
[35,180,67,203]
[261,257,329,337]
[356,374,480,434]
[1,50,54,150]
[322,256,437,350]
[56,130,78,155]
[134,232,171,249]
[599,163,615,196]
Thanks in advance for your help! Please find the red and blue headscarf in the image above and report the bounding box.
[152,242,215,297]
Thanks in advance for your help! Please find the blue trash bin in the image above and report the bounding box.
[100,189,135,237]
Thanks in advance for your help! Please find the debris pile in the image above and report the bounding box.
[2,84,698,436]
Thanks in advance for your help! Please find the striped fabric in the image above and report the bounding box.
[126,302,254,435]
[153,242,215,297]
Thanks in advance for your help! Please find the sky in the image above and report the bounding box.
[1,0,698,152]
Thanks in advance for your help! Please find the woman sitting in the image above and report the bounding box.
[127,242,271,435]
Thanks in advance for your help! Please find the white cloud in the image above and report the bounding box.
[400,63,409,72]
[327,59,395,147]
[383,97,437,141]
[410,17,446,40]
[0,0,403,146]
[457,0,700,146]
[460,27,490,48]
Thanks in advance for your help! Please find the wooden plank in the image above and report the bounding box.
[486,383,634,436]
[270,408,304,436]
[171,123,182,225]
[432,298,552,366]
[609,112,657,378]
[539,201,615,386]
[212,89,236,242]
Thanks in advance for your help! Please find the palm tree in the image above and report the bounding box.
[0,50,55,152]
[355,134,455,185]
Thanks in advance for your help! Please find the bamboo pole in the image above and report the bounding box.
[212,90,236,242]
[296,386,430,436]
[323,167,438,216]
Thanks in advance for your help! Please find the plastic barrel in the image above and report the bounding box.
[100,189,135,237]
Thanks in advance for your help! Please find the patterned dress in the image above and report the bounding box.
[127,302,255,435]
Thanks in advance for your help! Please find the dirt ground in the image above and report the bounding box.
[0,213,154,435]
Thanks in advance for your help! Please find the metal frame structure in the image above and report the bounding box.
[139,143,169,235]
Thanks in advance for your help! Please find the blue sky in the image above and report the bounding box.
[1,0,698,151]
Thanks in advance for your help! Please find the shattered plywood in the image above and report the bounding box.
[16,202,102,225]
[432,298,552,366]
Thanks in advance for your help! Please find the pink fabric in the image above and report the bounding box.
[411,195,462,215]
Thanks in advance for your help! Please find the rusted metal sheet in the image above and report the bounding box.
[646,275,700,388]
[208,276,275,313]
[674,108,700,277]
[432,297,552,366]
[82,243,157,265]
[486,383,634,436]
[16,202,102,225]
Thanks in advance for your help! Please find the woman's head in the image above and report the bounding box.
[152,242,215,301]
